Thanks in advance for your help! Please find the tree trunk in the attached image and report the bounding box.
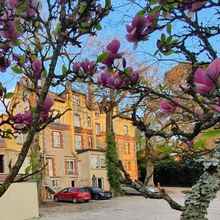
[144,140,155,187]
[144,159,155,186]
[181,146,220,220]
[0,129,36,197]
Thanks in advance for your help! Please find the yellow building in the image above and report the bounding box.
[0,78,138,200]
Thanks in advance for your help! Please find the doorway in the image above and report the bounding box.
[97,178,103,189]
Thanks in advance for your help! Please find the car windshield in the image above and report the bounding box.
[79,188,88,192]
[92,187,103,193]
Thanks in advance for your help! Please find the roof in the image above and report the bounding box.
[164,63,192,87]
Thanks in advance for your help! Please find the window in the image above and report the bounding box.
[74,114,81,127]
[0,155,4,173]
[128,161,131,170]
[52,131,62,148]
[65,160,78,175]
[73,95,80,105]
[47,158,54,177]
[52,179,59,188]
[96,158,101,168]
[88,136,93,148]
[87,116,91,128]
[95,111,100,117]
[100,157,106,168]
[96,123,101,134]
[91,156,105,169]
[124,143,130,154]
[66,161,74,175]
[75,135,82,150]
[16,134,27,145]
[124,125,128,135]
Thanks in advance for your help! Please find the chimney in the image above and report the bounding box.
[86,82,95,110]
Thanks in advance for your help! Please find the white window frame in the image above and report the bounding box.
[52,131,62,148]
[74,113,81,127]
[75,135,82,150]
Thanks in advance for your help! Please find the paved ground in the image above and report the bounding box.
[35,188,220,220]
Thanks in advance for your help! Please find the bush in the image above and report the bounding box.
[154,159,203,187]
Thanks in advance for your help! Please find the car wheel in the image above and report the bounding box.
[94,195,99,200]
[72,198,77,203]
[54,196,59,202]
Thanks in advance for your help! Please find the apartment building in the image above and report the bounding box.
[0,78,138,200]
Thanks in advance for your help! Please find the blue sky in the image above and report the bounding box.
[2,0,220,93]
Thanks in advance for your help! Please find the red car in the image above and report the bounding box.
[54,187,91,203]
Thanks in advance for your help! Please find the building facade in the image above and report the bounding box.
[0,79,138,200]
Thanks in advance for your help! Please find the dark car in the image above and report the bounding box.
[82,187,112,200]
[54,187,91,203]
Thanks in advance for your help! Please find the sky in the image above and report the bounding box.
[2,0,219,94]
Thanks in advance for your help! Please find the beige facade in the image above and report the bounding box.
[78,149,110,191]
[0,79,138,200]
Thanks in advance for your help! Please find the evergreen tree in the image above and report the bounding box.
[106,133,122,196]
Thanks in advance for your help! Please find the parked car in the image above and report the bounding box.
[54,187,91,203]
[82,187,112,200]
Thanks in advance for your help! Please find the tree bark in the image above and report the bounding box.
[0,128,36,197]
[144,158,155,186]
[181,146,220,220]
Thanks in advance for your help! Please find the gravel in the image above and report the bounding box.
[35,188,220,220]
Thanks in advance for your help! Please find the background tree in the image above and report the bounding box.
[93,1,220,219]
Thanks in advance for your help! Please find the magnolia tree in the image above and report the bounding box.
[90,1,220,220]
[0,0,112,197]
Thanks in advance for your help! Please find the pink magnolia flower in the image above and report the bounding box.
[130,71,140,83]
[193,68,215,94]
[13,111,33,126]
[42,96,54,113]
[126,15,156,43]
[7,0,18,8]
[106,39,120,54]
[102,39,121,67]
[80,59,96,75]
[26,0,38,17]
[97,70,110,86]
[0,54,10,72]
[206,58,220,81]
[2,20,20,41]
[72,62,81,72]
[160,99,177,114]
[189,1,207,12]
[32,59,42,80]
[212,98,220,112]
[22,111,33,125]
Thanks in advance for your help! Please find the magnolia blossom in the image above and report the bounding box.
[193,58,220,94]
[183,0,207,12]
[1,20,20,41]
[193,68,214,94]
[80,59,96,75]
[98,67,140,89]
[32,59,42,80]
[160,99,177,114]
[0,54,10,72]
[72,59,96,75]
[13,111,33,126]
[42,96,54,113]
[7,0,18,8]
[126,15,156,43]
[101,39,121,67]
[212,98,220,113]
